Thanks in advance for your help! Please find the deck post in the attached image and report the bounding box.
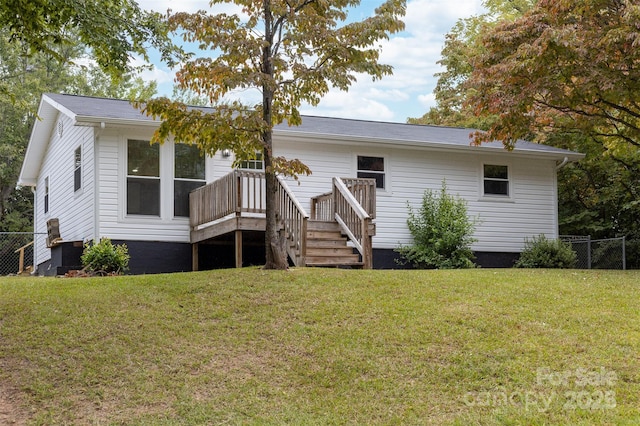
[235,230,243,268]
[192,243,199,271]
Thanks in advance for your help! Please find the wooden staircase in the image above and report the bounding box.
[190,171,376,270]
[304,220,363,268]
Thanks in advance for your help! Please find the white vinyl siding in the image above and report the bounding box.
[97,132,199,243]
[43,123,559,255]
[387,150,557,252]
[275,136,558,253]
[33,115,95,266]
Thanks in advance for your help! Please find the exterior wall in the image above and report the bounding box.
[97,128,194,243]
[34,114,95,270]
[273,135,559,254]
[35,119,560,272]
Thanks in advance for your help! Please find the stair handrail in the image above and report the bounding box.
[332,177,373,269]
[276,175,309,267]
[311,178,376,220]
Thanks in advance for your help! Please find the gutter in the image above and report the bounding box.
[556,156,569,170]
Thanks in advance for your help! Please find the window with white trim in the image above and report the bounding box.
[357,155,385,189]
[73,146,82,192]
[174,144,205,217]
[239,151,264,170]
[483,164,509,196]
[44,176,49,214]
[127,139,160,216]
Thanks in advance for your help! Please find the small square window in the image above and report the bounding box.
[483,164,509,196]
[357,156,385,189]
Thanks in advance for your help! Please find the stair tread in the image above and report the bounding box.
[305,255,360,263]
[306,249,355,256]
[306,239,348,246]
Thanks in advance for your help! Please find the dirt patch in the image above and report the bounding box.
[0,382,28,425]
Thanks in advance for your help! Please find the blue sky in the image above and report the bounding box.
[136,0,485,123]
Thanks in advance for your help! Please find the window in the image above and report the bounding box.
[74,146,82,192]
[44,177,49,214]
[239,151,264,170]
[357,155,385,189]
[174,144,205,217]
[483,164,509,196]
[127,139,160,216]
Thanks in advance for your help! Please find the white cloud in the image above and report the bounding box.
[136,0,237,14]
[417,93,436,108]
[301,90,396,122]
[137,0,485,122]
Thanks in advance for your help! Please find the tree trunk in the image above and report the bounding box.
[263,163,288,270]
[261,0,288,270]
[0,185,13,227]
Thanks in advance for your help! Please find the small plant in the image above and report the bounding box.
[515,235,577,268]
[81,238,130,275]
[396,181,477,269]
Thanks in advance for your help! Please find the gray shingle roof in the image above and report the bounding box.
[44,93,582,158]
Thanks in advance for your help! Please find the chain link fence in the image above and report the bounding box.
[0,232,45,276]
[561,235,626,270]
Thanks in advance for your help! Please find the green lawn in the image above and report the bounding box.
[0,268,638,425]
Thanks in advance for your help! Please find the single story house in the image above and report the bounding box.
[19,93,583,274]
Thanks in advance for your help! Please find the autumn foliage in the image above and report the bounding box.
[140,0,405,269]
[467,0,640,151]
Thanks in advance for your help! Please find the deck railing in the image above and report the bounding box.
[276,176,309,266]
[190,171,373,268]
[189,170,308,266]
[190,170,266,228]
[310,177,376,269]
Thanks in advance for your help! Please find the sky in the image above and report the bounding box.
[135,0,485,123]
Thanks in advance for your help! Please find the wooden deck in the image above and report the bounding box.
[189,170,376,269]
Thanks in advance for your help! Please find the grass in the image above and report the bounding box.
[0,268,639,425]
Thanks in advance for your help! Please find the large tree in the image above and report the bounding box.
[465,0,640,264]
[0,0,178,101]
[0,28,157,231]
[141,0,405,269]
[466,0,640,150]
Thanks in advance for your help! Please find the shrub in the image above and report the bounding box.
[81,238,130,275]
[515,235,577,268]
[396,181,477,269]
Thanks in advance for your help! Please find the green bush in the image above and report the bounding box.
[81,238,130,275]
[515,235,577,268]
[396,181,477,269]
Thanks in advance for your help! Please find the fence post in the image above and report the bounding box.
[622,236,626,270]
[587,238,592,269]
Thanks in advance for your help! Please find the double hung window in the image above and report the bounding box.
[127,139,160,216]
[483,164,509,196]
[174,144,205,217]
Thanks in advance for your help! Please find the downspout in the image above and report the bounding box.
[93,122,106,242]
[553,156,569,241]
[556,156,569,170]
[31,186,37,273]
